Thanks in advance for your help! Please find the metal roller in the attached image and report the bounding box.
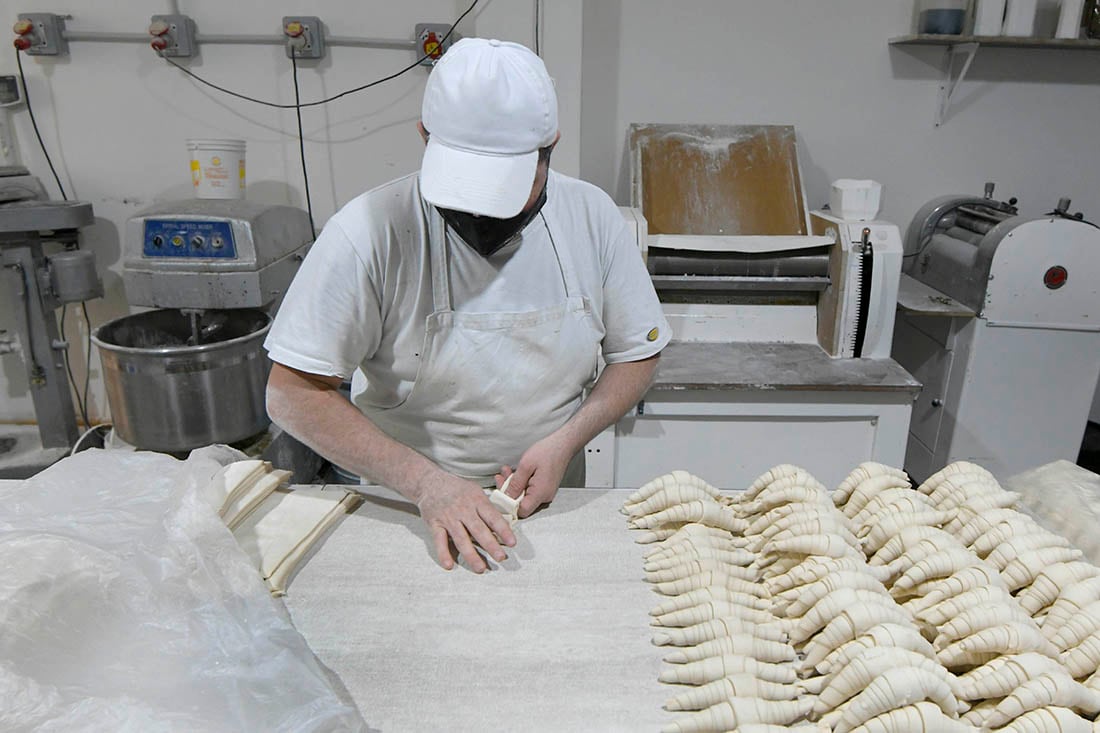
[647,247,831,278]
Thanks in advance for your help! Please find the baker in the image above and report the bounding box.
[265,38,669,573]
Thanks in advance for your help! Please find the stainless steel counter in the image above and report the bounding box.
[284,486,669,732]
[651,341,921,394]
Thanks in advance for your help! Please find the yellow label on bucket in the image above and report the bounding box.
[191,159,201,187]
[211,156,221,166]
[239,159,246,187]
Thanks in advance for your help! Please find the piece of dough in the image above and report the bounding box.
[223,469,293,530]
[233,486,363,596]
[200,459,267,514]
[487,475,525,526]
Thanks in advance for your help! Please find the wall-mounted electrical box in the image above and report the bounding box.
[415,24,456,67]
[283,16,325,60]
[148,14,196,58]
[16,13,67,56]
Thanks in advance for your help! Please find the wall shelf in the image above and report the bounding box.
[889,33,1100,50]
[889,34,1100,126]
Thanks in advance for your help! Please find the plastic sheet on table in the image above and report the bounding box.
[0,447,365,732]
[1005,459,1100,566]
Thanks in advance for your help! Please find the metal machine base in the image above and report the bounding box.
[0,424,69,478]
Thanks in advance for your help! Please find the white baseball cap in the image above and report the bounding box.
[420,38,558,218]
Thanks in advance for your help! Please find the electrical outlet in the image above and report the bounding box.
[415,24,457,67]
[149,14,196,58]
[17,13,67,56]
[283,16,325,60]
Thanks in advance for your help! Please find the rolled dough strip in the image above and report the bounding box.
[265,491,363,596]
[233,486,363,596]
[223,469,293,530]
[200,459,267,515]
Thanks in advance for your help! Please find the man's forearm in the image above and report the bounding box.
[551,354,660,456]
[266,365,442,505]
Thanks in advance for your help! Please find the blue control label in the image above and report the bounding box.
[143,219,237,259]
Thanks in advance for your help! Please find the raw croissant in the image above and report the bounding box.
[917,585,1017,627]
[782,571,891,618]
[815,646,960,715]
[659,696,814,733]
[643,558,757,584]
[657,653,798,685]
[935,601,1032,650]
[650,585,770,616]
[815,622,939,676]
[847,701,976,733]
[955,652,1067,700]
[652,614,785,646]
[984,672,1100,728]
[765,556,889,594]
[988,705,1092,733]
[629,501,747,533]
[644,546,754,571]
[835,462,910,506]
[663,673,803,711]
[662,633,796,664]
[823,666,962,733]
[625,470,720,506]
[1017,562,1100,616]
[937,622,1058,669]
[652,569,769,598]
[916,461,994,496]
[791,591,902,646]
[1001,548,1088,593]
[801,604,914,669]
[744,464,812,501]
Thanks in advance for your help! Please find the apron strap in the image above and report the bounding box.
[539,207,582,301]
[427,205,452,313]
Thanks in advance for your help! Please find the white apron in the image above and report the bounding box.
[361,203,601,486]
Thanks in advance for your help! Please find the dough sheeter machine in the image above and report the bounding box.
[892,184,1100,483]
[592,125,919,491]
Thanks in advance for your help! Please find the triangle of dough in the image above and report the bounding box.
[265,492,363,596]
[200,459,267,515]
[224,469,292,530]
[232,486,362,596]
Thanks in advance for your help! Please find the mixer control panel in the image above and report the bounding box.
[143,219,237,259]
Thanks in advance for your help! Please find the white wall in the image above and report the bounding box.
[3,0,1099,428]
[581,1,1100,223]
[0,0,580,424]
[579,0,1100,426]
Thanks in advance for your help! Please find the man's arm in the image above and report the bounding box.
[266,363,515,572]
[501,353,660,515]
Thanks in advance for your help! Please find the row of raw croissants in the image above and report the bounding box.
[622,461,1100,733]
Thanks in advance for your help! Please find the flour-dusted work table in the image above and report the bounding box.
[284,485,671,733]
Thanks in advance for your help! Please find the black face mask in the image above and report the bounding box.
[438,182,548,257]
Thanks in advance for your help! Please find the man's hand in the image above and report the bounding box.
[416,473,516,573]
[496,433,574,518]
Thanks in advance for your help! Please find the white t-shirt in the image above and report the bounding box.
[265,170,670,410]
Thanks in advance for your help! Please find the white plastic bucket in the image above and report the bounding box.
[187,139,246,199]
[830,179,883,221]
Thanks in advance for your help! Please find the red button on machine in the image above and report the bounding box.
[1044,265,1068,290]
